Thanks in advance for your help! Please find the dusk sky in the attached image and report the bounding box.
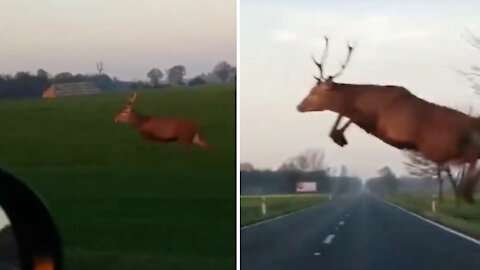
[240,0,480,178]
[0,0,236,80]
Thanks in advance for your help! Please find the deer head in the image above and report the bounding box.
[114,92,137,123]
[297,37,354,112]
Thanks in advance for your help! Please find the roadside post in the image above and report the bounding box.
[431,194,436,213]
[261,196,267,215]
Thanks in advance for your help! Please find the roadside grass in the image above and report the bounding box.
[386,193,480,239]
[0,85,235,270]
[240,194,328,227]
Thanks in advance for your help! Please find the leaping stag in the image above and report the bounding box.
[297,37,480,203]
[115,92,208,148]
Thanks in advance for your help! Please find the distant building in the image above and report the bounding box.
[42,82,101,98]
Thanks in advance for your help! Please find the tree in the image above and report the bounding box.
[188,77,207,87]
[167,65,186,86]
[278,148,326,193]
[54,72,74,82]
[460,30,480,94]
[404,150,467,204]
[36,69,48,79]
[147,68,163,87]
[404,151,445,202]
[96,61,104,74]
[377,166,399,194]
[240,162,255,172]
[90,74,113,91]
[14,71,30,80]
[278,148,326,172]
[213,61,233,82]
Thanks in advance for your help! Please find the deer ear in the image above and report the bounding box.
[324,77,334,90]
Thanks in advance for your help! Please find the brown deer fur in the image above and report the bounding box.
[297,38,480,202]
[115,93,208,148]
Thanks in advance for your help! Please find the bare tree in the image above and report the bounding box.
[404,151,445,202]
[278,149,326,193]
[278,148,326,172]
[96,61,104,74]
[404,150,467,204]
[457,29,480,94]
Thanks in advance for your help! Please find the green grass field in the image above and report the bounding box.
[387,193,480,239]
[0,85,235,269]
[240,194,327,227]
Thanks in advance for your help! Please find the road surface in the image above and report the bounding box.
[241,193,480,270]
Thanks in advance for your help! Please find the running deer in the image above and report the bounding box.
[114,92,208,148]
[297,37,480,202]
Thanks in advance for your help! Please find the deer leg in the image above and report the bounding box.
[459,161,480,204]
[329,115,352,147]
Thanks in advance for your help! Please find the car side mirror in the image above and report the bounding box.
[0,168,63,270]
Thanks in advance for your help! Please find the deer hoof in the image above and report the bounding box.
[330,130,348,147]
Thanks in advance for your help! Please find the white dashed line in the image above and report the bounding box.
[339,221,345,226]
[313,252,321,256]
[323,234,335,244]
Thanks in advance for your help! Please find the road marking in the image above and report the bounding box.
[240,205,319,230]
[345,213,350,217]
[339,221,345,226]
[384,200,480,246]
[323,234,335,244]
[313,252,321,256]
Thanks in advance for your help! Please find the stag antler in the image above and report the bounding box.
[312,36,329,82]
[128,92,137,104]
[331,42,354,79]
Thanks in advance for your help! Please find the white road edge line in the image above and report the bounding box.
[240,205,319,230]
[323,234,335,244]
[384,200,480,246]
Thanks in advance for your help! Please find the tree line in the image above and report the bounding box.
[0,61,236,99]
[240,148,363,195]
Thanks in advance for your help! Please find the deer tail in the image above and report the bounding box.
[193,133,209,148]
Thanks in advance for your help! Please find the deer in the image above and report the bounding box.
[114,92,208,148]
[297,37,480,203]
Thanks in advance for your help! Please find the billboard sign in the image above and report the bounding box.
[296,182,317,193]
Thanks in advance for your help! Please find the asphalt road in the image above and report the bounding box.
[241,193,480,270]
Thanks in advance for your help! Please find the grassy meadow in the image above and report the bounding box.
[240,194,327,227]
[0,85,235,269]
[387,193,480,240]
